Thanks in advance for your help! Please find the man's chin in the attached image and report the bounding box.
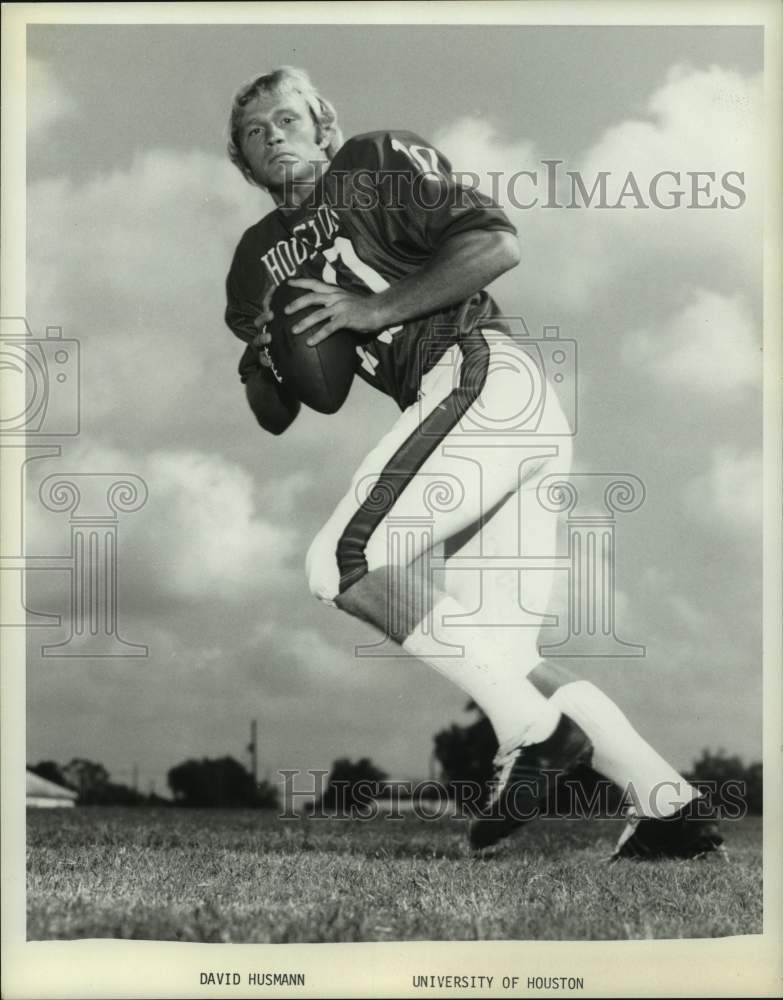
[266,165,325,207]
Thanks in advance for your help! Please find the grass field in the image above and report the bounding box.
[27,807,762,942]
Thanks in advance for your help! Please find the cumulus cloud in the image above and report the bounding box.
[685,446,762,532]
[27,148,268,449]
[622,288,760,392]
[25,62,762,463]
[28,58,78,136]
[24,442,301,608]
[434,64,762,314]
[139,449,299,600]
[256,470,316,518]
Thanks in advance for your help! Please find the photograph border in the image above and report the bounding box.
[2,2,781,997]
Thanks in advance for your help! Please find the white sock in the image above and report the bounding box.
[402,593,560,749]
[550,680,698,818]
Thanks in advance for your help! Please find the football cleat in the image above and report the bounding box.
[610,797,725,861]
[468,713,592,852]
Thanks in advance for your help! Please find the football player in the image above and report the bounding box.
[224,67,722,859]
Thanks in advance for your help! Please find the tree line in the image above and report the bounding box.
[29,704,762,814]
[28,757,279,809]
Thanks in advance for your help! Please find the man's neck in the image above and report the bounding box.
[272,161,329,213]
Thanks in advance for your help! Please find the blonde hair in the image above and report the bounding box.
[227,66,343,187]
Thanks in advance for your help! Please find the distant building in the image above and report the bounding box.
[26,770,77,808]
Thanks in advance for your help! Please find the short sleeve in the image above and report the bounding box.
[225,235,263,346]
[329,131,517,254]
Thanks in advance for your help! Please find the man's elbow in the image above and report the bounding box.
[492,230,521,272]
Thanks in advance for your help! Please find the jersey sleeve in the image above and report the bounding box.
[225,229,267,348]
[225,226,277,384]
[329,131,517,255]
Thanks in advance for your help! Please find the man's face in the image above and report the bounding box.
[238,88,328,198]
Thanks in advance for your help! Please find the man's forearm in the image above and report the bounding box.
[372,229,520,330]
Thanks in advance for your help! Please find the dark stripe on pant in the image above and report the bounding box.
[336,330,491,594]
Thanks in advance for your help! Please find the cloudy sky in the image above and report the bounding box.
[22,22,763,797]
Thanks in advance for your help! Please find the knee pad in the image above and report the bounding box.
[304,529,341,607]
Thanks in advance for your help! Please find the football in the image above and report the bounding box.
[267,282,357,414]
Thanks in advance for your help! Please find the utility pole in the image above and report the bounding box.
[248,720,258,785]
[132,763,139,792]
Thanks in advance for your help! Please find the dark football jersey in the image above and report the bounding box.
[225,130,517,410]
